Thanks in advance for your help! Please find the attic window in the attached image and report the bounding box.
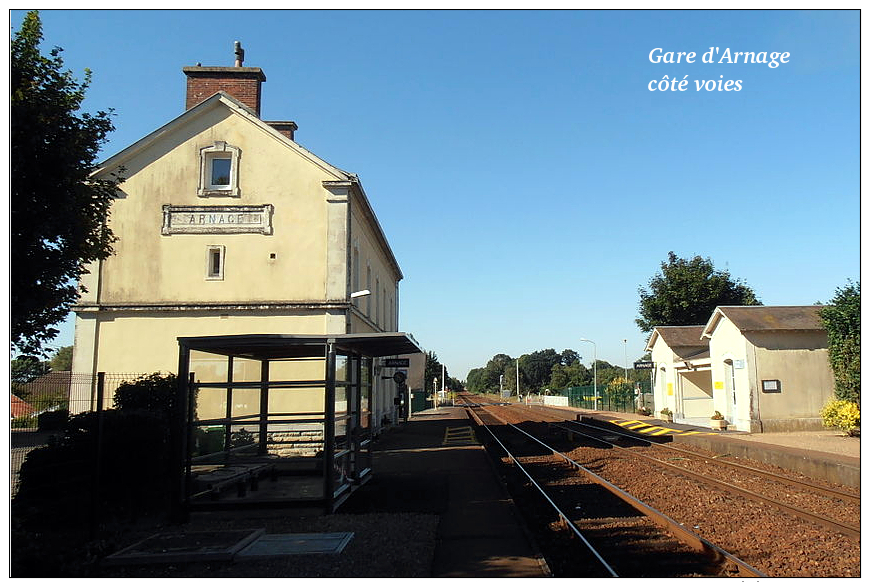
[198,142,241,197]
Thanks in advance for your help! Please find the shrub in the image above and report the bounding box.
[37,409,69,431]
[16,372,180,519]
[819,281,860,402]
[113,372,178,417]
[820,399,860,436]
[711,410,725,420]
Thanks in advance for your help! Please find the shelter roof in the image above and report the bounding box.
[702,306,824,338]
[178,332,422,361]
[645,326,706,352]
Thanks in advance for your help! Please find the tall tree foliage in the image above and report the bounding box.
[819,281,860,402]
[11,11,123,355]
[636,251,760,333]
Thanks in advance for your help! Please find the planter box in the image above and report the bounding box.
[710,419,728,431]
[658,413,673,422]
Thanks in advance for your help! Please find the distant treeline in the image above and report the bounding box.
[465,349,651,395]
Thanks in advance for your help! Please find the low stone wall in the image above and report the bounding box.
[543,395,569,407]
[267,424,324,457]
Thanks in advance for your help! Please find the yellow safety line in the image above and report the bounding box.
[608,419,718,437]
[442,426,478,445]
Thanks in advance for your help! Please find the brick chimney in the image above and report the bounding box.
[183,41,266,117]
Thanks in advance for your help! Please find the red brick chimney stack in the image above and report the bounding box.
[183,41,266,116]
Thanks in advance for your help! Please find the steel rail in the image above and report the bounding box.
[564,417,860,504]
[556,421,860,540]
[475,401,767,578]
[465,403,619,577]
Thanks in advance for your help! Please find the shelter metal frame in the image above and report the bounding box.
[172,333,421,519]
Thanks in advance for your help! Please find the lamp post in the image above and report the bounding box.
[580,338,597,411]
[623,339,628,382]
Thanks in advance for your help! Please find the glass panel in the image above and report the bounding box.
[360,359,371,433]
[210,157,231,187]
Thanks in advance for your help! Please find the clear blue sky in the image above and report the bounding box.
[17,9,860,379]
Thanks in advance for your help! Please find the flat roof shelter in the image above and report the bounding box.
[172,333,421,519]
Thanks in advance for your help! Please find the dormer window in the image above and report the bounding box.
[198,142,241,197]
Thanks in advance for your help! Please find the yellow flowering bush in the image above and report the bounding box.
[820,399,860,436]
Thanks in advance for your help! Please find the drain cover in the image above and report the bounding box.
[236,532,354,559]
[104,529,264,565]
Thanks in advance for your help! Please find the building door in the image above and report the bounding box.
[724,360,737,423]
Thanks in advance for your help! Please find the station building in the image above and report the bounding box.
[70,46,422,511]
[647,305,835,433]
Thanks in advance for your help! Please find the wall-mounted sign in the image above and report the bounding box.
[162,204,273,235]
[384,358,410,368]
[633,361,655,370]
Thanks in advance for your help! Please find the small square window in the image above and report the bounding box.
[206,246,225,280]
[209,157,232,188]
[761,379,781,393]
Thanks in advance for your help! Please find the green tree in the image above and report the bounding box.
[560,349,579,366]
[466,367,486,393]
[636,251,761,333]
[518,349,562,392]
[424,351,444,395]
[48,345,73,371]
[819,281,860,402]
[11,11,123,356]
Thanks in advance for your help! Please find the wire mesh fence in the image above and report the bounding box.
[10,372,144,499]
[566,382,653,414]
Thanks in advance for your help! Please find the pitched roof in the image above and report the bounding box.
[645,326,706,351]
[11,394,36,418]
[92,91,403,280]
[703,305,824,337]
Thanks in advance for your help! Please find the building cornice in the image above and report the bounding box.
[74,301,352,313]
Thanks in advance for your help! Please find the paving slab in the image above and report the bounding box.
[341,406,548,577]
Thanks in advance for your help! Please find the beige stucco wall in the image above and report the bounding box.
[349,200,399,333]
[744,331,834,431]
[679,370,714,419]
[79,107,338,307]
[71,309,333,412]
[708,317,834,432]
[649,339,676,415]
[707,317,753,431]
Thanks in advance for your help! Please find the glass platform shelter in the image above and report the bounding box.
[171,333,421,518]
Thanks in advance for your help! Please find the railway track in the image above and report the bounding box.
[511,404,860,539]
[459,393,861,577]
[462,395,765,577]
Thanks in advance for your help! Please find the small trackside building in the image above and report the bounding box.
[701,305,835,433]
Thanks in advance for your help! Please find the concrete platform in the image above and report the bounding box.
[339,406,549,577]
[551,405,860,489]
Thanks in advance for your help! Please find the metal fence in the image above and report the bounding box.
[566,382,653,414]
[10,372,143,499]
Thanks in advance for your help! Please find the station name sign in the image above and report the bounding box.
[633,360,655,370]
[162,204,274,235]
[383,358,410,368]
